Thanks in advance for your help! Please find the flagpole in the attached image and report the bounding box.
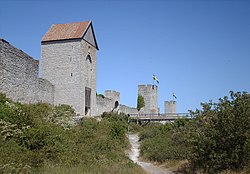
[173,93,177,101]
[152,74,155,86]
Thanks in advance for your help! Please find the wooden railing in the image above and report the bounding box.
[128,113,191,122]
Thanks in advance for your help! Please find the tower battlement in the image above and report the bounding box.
[164,100,176,114]
[105,90,120,103]
[138,84,158,89]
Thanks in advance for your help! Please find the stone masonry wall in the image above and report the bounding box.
[104,90,120,112]
[95,90,121,116]
[164,101,176,114]
[0,38,162,116]
[37,78,54,103]
[41,40,83,113]
[96,95,113,116]
[0,39,54,104]
[41,39,97,115]
[96,95,138,116]
[138,84,159,114]
[119,105,138,115]
[81,39,97,116]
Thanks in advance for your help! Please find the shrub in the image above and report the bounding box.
[138,92,250,173]
[139,122,189,162]
[47,104,76,129]
[0,120,23,140]
[188,91,250,173]
[0,101,34,129]
[0,93,145,173]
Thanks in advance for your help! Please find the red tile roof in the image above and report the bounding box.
[42,21,90,42]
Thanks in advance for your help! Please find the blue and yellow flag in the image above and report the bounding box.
[173,93,177,99]
[153,74,159,84]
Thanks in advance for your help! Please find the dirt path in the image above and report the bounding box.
[128,134,174,174]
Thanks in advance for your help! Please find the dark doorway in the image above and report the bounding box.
[112,101,119,112]
[85,87,91,115]
[114,101,119,109]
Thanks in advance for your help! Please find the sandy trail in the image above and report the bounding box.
[128,134,173,174]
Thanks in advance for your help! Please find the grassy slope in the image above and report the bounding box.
[0,93,145,174]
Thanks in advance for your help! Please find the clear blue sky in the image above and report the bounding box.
[1,0,249,113]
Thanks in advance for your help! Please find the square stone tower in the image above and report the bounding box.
[138,84,159,114]
[40,21,98,116]
[164,101,176,114]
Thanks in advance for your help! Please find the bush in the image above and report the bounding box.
[188,91,250,173]
[138,92,250,174]
[139,122,190,163]
[47,104,76,129]
[0,93,145,173]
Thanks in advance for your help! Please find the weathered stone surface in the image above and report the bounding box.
[40,38,97,115]
[164,101,176,114]
[138,84,159,114]
[0,39,54,104]
[96,95,113,115]
[37,78,54,103]
[95,90,120,116]
[120,105,138,115]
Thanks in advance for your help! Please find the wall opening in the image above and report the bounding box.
[86,55,92,86]
[86,55,92,63]
[85,87,91,115]
[114,101,119,109]
[88,46,91,54]
[112,100,119,112]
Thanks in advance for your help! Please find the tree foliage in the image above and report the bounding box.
[139,91,250,174]
[187,91,250,173]
[137,95,145,111]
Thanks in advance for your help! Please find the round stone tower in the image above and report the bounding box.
[138,84,158,114]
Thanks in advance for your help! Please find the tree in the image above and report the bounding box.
[137,95,145,111]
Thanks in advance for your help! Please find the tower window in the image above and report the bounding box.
[71,73,73,77]
[86,55,92,63]
[88,46,91,54]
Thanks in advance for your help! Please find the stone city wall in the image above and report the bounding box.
[0,39,54,104]
[37,78,54,104]
[95,90,121,116]
[96,95,113,116]
[119,104,138,115]
[0,38,162,117]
